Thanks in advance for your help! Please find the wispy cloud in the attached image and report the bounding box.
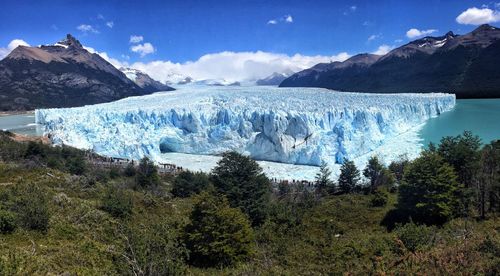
[106,21,114,28]
[456,7,500,25]
[77,24,99,34]
[0,39,30,59]
[267,14,293,25]
[344,5,358,15]
[131,42,155,57]
[372,44,393,55]
[129,35,144,43]
[367,34,380,41]
[406,28,437,39]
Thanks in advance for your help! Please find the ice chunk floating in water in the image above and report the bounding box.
[36,86,455,167]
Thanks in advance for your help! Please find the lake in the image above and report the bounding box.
[0,113,43,136]
[418,99,500,145]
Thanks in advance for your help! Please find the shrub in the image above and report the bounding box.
[13,183,50,232]
[370,190,388,207]
[0,210,16,234]
[66,156,87,175]
[171,171,211,198]
[395,221,435,252]
[123,163,136,177]
[101,186,133,219]
[136,157,160,188]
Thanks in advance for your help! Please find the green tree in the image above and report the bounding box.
[363,156,384,192]
[210,151,271,225]
[437,131,481,187]
[479,140,500,217]
[136,157,160,189]
[398,151,461,225]
[388,156,410,183]
[171,171,211,198]
[184,192,254,268]
[315,161,335,195]
[338,159,360,194]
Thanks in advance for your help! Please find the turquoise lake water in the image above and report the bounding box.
[1,99,499,144]
[0,113,43,136]
[418,99,500,145]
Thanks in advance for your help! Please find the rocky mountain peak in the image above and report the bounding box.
[57,34,83,48]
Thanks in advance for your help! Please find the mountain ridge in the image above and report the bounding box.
[280,24,500,98]
[0,34,172,111]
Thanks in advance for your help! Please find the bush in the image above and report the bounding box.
[370,190,388,207]
[66,156,87,175]
[395,221,435,252]
[13,183,50,232]
[136,157,160,189]
[0,210,16,234]
[123,163,136,177]
[171,171,211,198]
[184,192,254,267]
[101,186,133,219]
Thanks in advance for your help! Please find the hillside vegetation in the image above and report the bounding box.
[0,130,499,275]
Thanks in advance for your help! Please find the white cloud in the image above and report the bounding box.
[367,34,379,41]
[130,42,155,57]
[372,44,393,55]
[106,21,114,28]
[129,35,144,43]
[128,51,350,82]
[394,39,403,43]
[83,45,128,68]
[267,14,293,25]
[0,39,30,59]
[350,6,357,11]
[77,24,99,34]
[97,14,105,20]
[456,7,500,25]
[406,28,437,38]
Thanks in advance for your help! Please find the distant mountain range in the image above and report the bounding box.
[0,34,173,111]
[280,24,500,98]
[256,70,294,86]
[120,67,174,92]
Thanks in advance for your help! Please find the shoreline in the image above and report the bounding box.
[0,110,35,117]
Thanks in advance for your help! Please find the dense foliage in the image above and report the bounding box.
[210,152,271,226]
[0,130,499,274]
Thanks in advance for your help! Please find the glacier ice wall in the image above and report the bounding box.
[35,86,455,166]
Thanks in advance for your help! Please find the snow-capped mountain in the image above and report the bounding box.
[120,67,174,92]
[281,24,500,98]
[256,70,295,86]
[0,34,160,111]
[164,72,194,85]
[190,79,241,86]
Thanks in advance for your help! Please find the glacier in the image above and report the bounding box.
[35,86,455,172]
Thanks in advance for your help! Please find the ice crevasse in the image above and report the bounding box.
[35,86,456,166]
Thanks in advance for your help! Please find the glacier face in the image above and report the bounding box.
[35,86,455,166]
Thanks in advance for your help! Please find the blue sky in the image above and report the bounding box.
[1,0,499,81]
